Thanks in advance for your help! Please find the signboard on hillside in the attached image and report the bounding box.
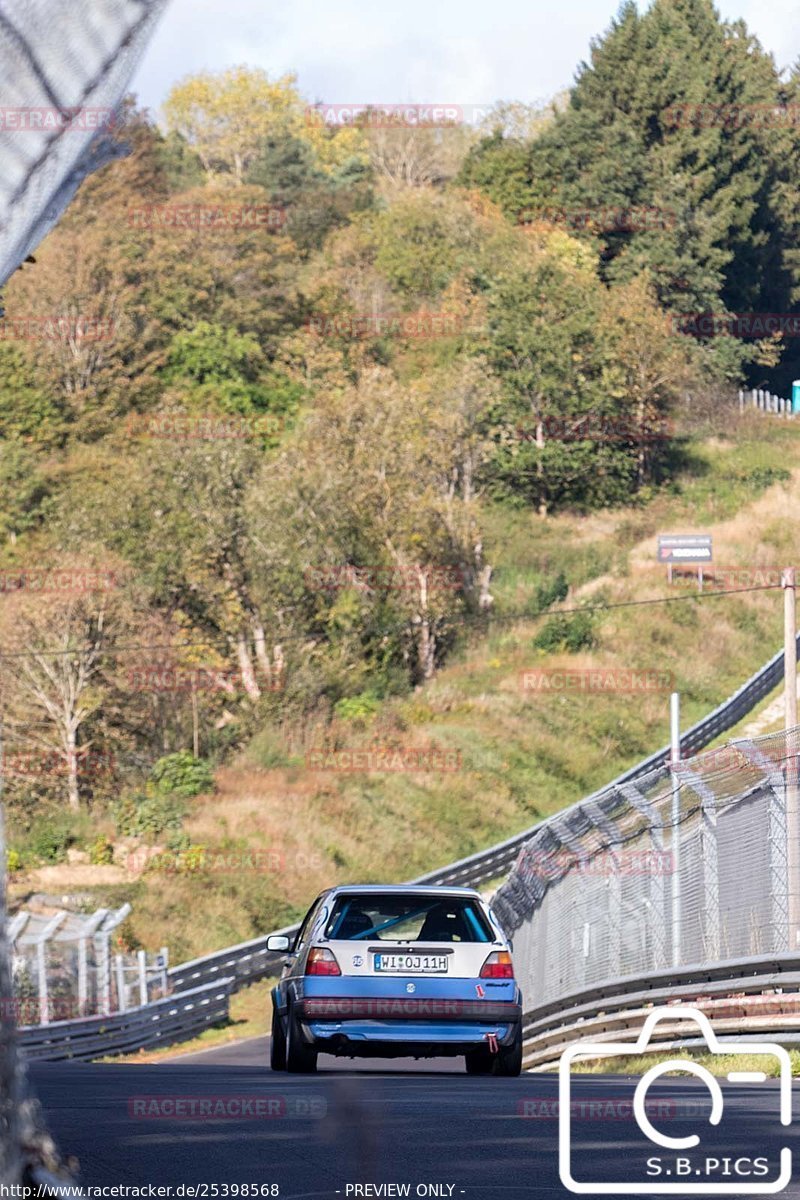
[657,534,713,563]
[658,534,713,589]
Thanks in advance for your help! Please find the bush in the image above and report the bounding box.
[151,751,215,798]
[88,836,114,866]
[27,815,75,864]
[726,466,790,490]
[527,572,569,617]
[111,790,187,842]
[334,691,381,725]
[533,610,598,653]
[164,827,191,854]
[6,848,22,873]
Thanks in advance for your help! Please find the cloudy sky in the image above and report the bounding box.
[131,0,800,121]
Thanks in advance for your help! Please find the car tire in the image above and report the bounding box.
[464,1048,494,1075]
[493,1025,523,1077]
[465,1027,523,1077]
[286,1003,318,1073]
[270,1006,287,1071]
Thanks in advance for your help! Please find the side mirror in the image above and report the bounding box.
[267,934,291,952]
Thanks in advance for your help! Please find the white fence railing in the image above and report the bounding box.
[738,387,794,415]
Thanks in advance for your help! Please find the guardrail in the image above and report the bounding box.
[162,632,799,1001]
[521,951,800,1070]
[18,977,234,1062]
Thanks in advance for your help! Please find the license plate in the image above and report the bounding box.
[373,953,449,973]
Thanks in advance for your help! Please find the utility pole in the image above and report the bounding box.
[783,568,800,946]
[670,691,681,967]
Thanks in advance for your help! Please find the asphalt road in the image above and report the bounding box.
[29,1038,798,1200]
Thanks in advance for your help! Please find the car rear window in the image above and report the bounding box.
[324,893,493,943]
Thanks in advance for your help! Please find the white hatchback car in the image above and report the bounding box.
[267,884,523,1075]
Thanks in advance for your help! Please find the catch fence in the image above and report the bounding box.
[493,727,800,1014]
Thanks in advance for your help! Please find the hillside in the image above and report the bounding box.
[9,409,798,962]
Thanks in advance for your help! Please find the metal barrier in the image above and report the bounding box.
[18,977,235,1062]
[521,950,800,1069]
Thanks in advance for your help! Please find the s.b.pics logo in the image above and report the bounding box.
[559,1007,792,1194]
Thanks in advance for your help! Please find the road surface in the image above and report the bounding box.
[29,1037,797,1199]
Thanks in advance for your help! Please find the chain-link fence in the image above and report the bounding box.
[9,905,169,1024]
[493,727,800,1013]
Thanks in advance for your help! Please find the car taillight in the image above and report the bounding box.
[480,950,514,979]
[306,947,341,976]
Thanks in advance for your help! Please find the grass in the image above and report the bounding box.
[9,409,800,964]
[572,1048,800,1077]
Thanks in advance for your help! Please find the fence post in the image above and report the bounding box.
[96,932,111,1017]
[115,955,127,1013]
[138,949,148,1007]
[36,942,48,1026]
[78,938,87,1016]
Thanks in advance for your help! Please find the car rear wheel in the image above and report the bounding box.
[286,1003,318,1073]
[464,1048,494,1074]
[270,1006,287,1071]
[465,1027,522,1077]
[494,1026,523,1077]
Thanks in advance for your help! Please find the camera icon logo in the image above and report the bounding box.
[559,1005,792,1194]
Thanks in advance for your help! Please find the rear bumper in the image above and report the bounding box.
[303,1019,519,1057]
[297,997,522,1022]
